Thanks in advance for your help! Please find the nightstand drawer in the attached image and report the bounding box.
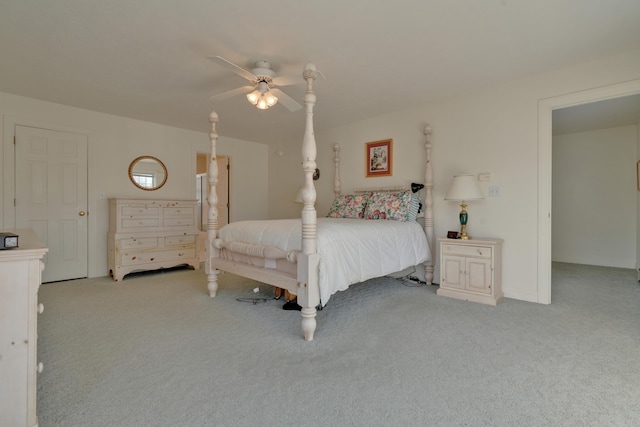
[441,243,492,258]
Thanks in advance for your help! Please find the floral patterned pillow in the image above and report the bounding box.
[363,191,412,221]
[326,194,370,218]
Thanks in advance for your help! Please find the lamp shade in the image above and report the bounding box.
[444,174,483,201]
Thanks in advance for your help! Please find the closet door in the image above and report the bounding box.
[14,125,88,282]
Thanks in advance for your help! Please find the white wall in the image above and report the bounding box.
[553,125,638,268]
[0,92,268,278]
[268,143,304,219]
[268,48,640,303]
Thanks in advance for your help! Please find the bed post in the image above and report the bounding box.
[423,124,435,285]
[297,63,320,341]
[206,111,220,297]
[333,144,341,197]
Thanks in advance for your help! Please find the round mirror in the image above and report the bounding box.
[128,156,168,191]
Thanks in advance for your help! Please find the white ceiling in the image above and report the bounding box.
[0,1,639,145]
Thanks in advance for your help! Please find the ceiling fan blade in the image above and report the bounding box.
[209,85,254,100]
[272,69,326,87]
[208,56,257,82]
[271,88,302,112]
[271,74,303,87]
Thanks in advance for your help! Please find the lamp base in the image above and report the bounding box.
[458,203,471,240]
[459,224,470,240]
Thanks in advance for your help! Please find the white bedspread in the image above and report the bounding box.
[218,218,430,305]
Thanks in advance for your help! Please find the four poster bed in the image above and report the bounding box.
[205,63,435,341]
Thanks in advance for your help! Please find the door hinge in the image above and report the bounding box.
[13,136,16,145]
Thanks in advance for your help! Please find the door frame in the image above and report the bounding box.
[2,116,94,276]
[537,79,640,304]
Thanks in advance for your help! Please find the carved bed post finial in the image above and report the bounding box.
[298,63,320,341]
[206,111,220,297]
[423,124,435,285]
[300,63,318,256]
[333,144,341,197]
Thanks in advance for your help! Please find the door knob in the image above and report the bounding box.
[79,211,86,216]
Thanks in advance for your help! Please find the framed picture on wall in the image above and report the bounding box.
[366,139,393,177]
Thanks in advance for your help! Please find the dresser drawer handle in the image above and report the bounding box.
[38,303,44,314]
[37,362,44,373]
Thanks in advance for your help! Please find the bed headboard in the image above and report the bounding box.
[329,125,434,285]
[353,186,407,193]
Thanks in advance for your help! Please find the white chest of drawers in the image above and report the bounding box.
[0,229,48,427]
[437,237,503,306]
[108,198,200,281]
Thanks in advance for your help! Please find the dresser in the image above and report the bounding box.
[437,237,503,305]
[108,198,200,281]
[0,228,48,427]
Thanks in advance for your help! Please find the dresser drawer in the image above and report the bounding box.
[165,235,196,246]
[164,207,194,217]
[120,237,158,249]
[164,218,194,227]
[122,218,160,228]
[122,206,160,216]
[441,243,492,258]
[120,247,197,266]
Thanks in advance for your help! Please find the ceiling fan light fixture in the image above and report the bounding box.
[246,90,260,105]
[248,82,278,110]
[256,97,268,109]
[265,91,278,107]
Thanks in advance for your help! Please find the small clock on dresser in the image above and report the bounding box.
[0,232,19,249]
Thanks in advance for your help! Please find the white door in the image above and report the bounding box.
[198,156,230,229]
[14,125,88,282]
[216,156,230,227]
[197,156,229,262]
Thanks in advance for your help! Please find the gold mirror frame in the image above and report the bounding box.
[128,156,168,191]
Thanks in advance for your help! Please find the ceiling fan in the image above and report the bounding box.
[208,56,304,111]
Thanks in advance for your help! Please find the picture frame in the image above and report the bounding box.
[366,139,393,177]
[447,231,459,239]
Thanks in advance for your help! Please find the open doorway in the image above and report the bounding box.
[552,96,640,269]
[196,152,230,261]
[538,80,640,304]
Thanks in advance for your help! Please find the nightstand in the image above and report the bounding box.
[437,237,503,305]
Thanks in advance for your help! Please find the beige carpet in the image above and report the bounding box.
[36,263,640,426]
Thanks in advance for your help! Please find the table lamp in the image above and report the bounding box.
[444,174,484,240]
